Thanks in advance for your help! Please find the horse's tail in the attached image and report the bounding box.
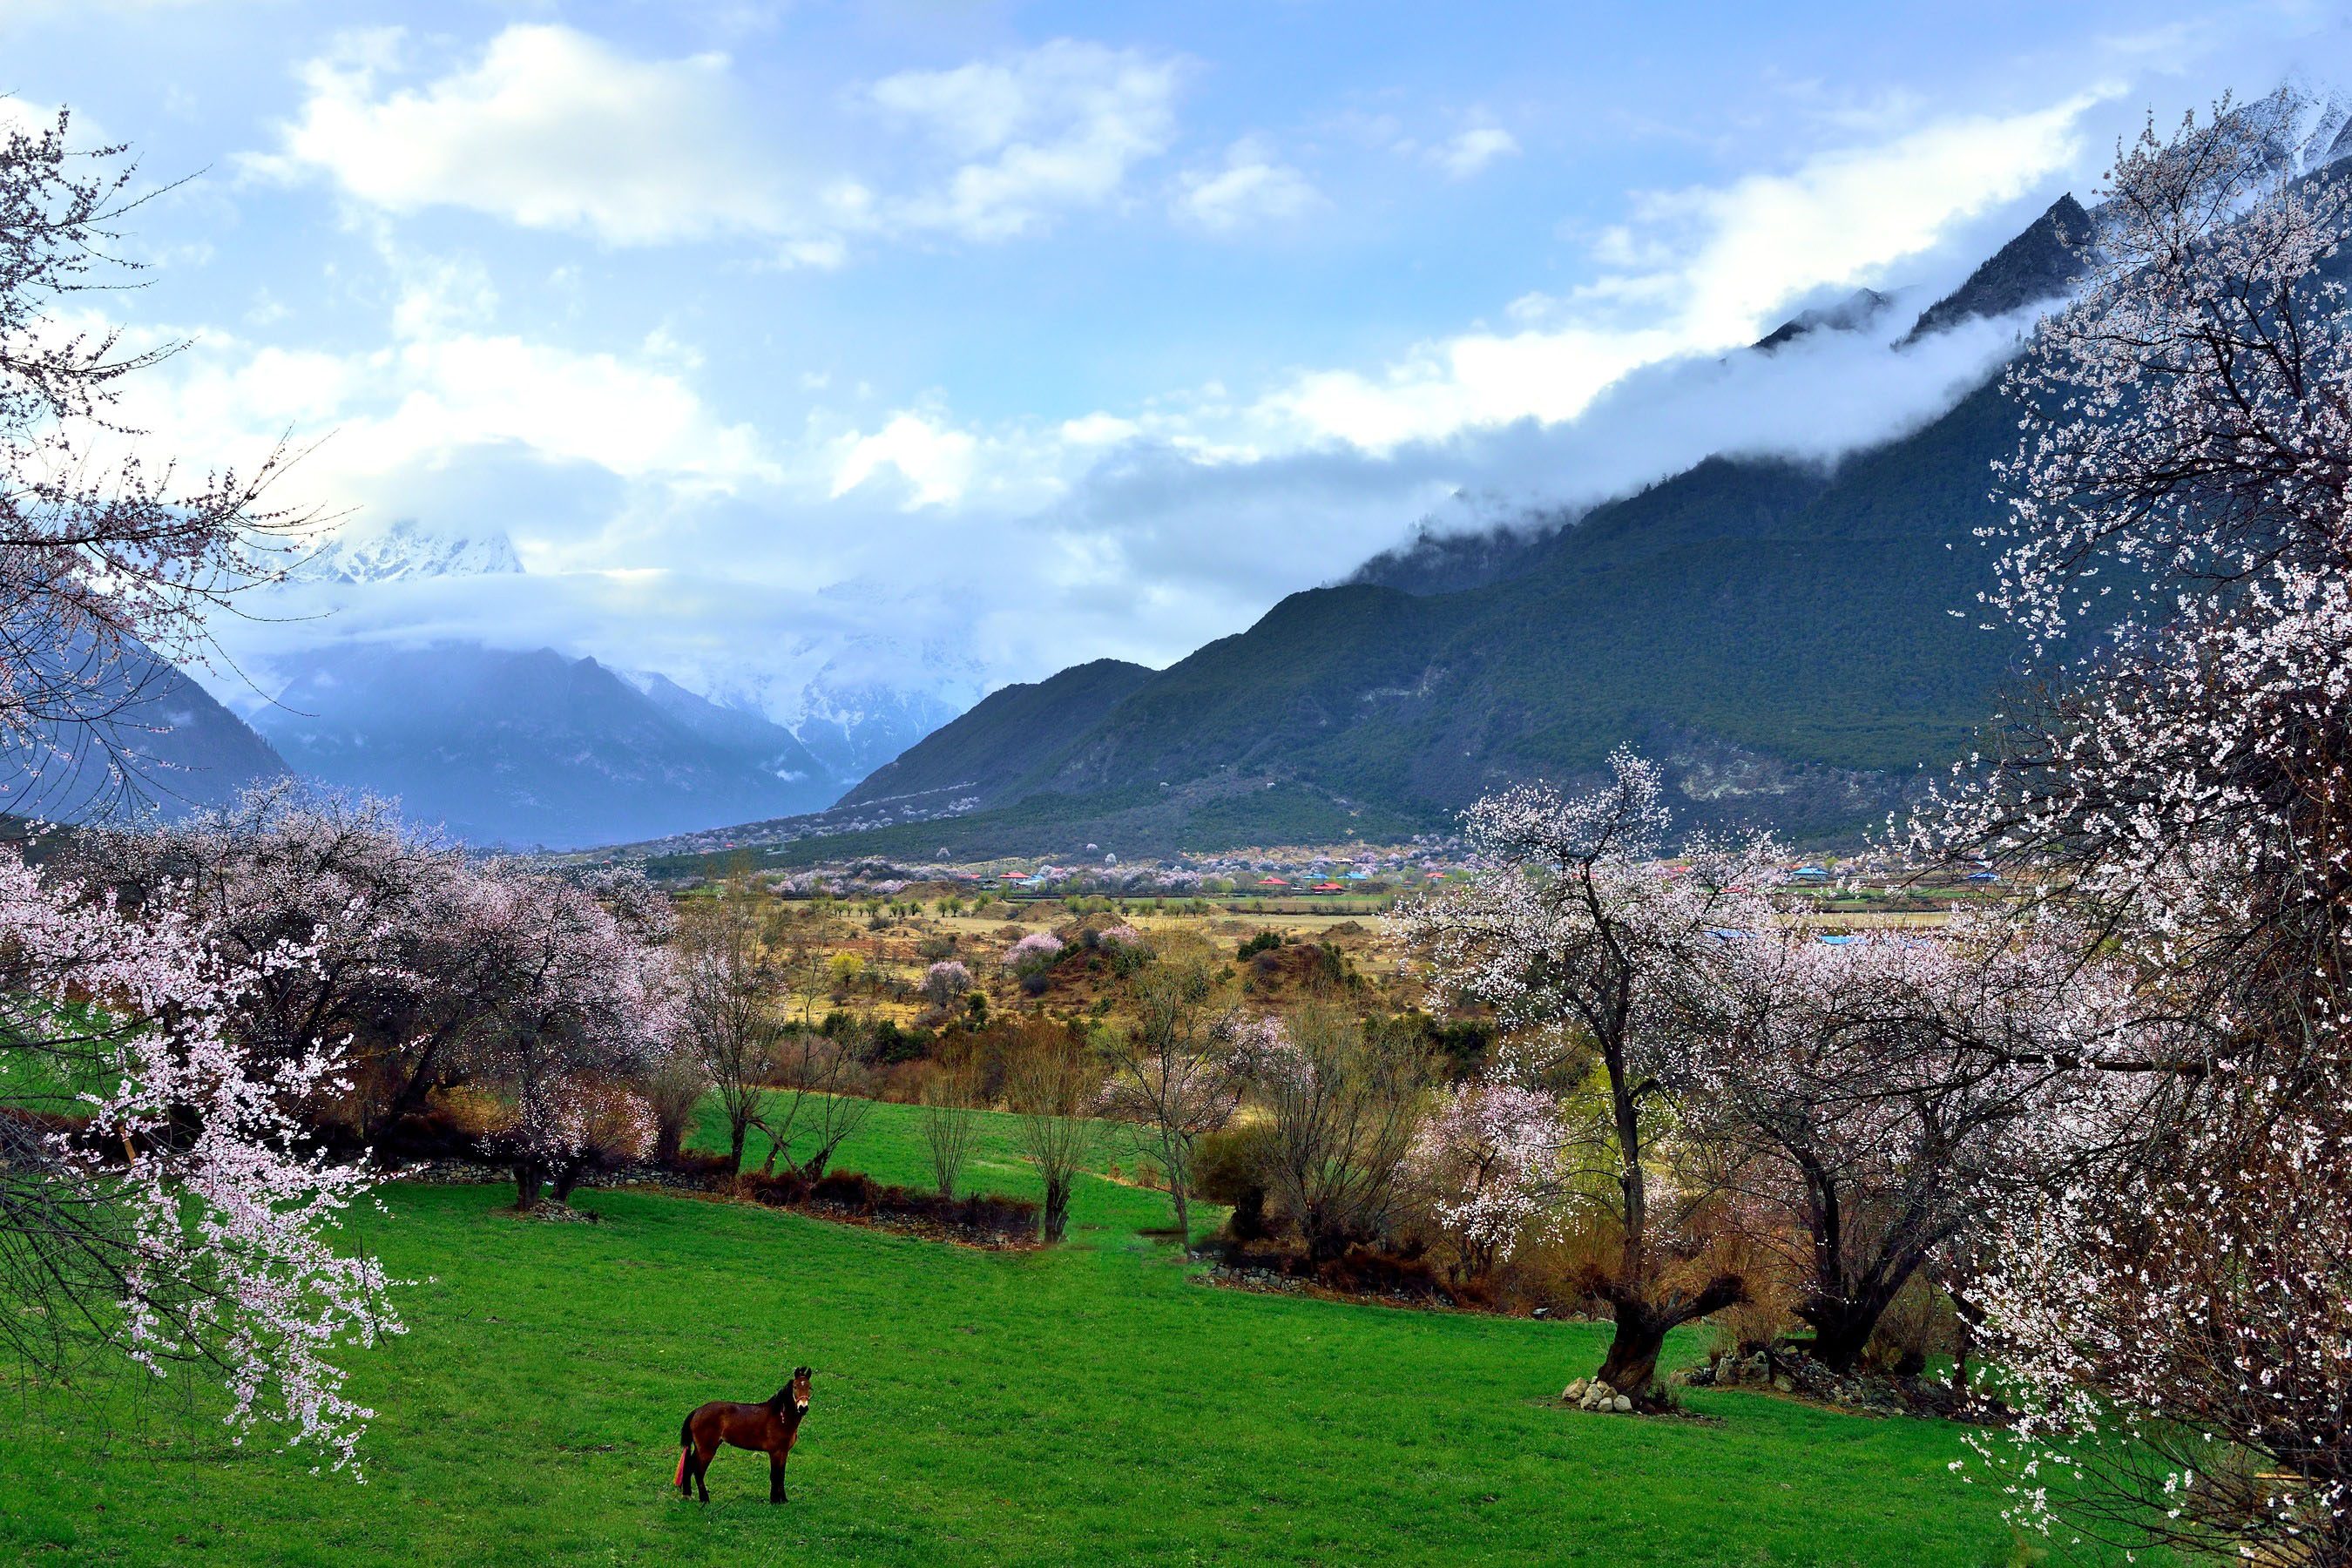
[675,1416,693,1491]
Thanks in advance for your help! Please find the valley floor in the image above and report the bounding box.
[1,1101,2175,1566]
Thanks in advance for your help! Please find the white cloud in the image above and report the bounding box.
[250,25,790,245]
[0,96,60,137]
[1251,92,2102,452]
[1635,94,2104,345]
[1430,125,1518,179]
[104,286,780,538]
[251,29,1192,254]
[871,40,1182,239]
[1175,138,1323,232]
[829,414,979,506]
[1059,412,1139,446]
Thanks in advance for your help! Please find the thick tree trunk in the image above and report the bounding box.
[550,1155,590,1203]
[514,1159,544,1212]
[1796,1278,1911,1374]
[1596,1301,1674,1394]
[1593,1274,1747,1395]
[1039,1174,1072,1242]
[729,1120,748,1175]
[366,1030,465,1142]
[1170,1179,1192,1247]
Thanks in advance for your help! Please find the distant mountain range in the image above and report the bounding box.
[247,644,842,849]
[0,189,2119,860]
[167,515,980,848]
[639,193,2106,871]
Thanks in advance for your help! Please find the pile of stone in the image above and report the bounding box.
[392,1158,710,1192]
[1678,1344,1973,1419]
[1560,1378,1635,1414]
[1202,1264,1311,1295]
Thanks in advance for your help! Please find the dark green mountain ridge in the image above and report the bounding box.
[645,199,2104,873]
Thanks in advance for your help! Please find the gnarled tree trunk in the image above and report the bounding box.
[1594,1275,1747,1395]
[513,1158,544,1213]
[1794,1266,1925,1373]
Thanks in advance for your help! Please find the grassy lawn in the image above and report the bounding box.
[0,1100,2162,1566]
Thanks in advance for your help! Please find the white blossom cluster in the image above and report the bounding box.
[1908,89,2352,1559]
[0,853,399,1473]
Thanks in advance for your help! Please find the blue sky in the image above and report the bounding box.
[12,0,2349,719]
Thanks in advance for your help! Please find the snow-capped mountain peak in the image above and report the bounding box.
[293,519,524,585]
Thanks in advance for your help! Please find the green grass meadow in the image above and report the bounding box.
[0,1100,2147,1566]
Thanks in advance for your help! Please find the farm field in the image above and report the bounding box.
[0,1100,2170,1567]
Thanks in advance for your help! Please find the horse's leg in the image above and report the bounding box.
[695,1437,716,1503]
[769,1448,787,1504]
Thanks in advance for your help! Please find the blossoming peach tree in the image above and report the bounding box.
[1400,747,1779,1396]
[0,853,397,1474]
[1916,87,2352,1563]
[0,114,403,1474]
[1673,912,2155,1375]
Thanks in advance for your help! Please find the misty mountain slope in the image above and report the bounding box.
[1337,206,2082,608]
[1453,377,2018,770]
[1341,516,1574,597]
[1754,287,1896,350]
[253,644,841,848]
[630,672,828,785]
[787,679,968,789]
[0,645,287,822]
[839,657,1156,811]
[1003,376,2015,823]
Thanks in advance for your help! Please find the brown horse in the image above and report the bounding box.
[676,1368,813,1504]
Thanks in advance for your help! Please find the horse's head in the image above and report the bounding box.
[776,1366,812,1416]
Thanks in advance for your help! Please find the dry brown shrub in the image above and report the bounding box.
[1494,1212,1618,1319]
[871,1059,936,1105]
[433,1085,510,1140]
